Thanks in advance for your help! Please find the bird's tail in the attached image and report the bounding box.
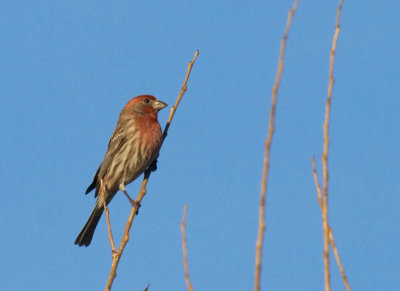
[75,203,104,247]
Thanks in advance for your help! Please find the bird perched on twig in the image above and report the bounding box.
[75,95,167,247]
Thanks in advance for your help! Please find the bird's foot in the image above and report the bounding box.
[125,194,141,214]
[148,157,158,172]
[132,200,141,215]
[120,185,141,214]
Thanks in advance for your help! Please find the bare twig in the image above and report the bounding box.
[312,158,351,291]
[101,178,117,253]
[181,205,193,291]
[329,229,351,291]
[104,50,199,291]
[162,50,199,142]
[104,175,147,291]
[321,1,344,290]
[254,1,299,290]
[311,158,323,207]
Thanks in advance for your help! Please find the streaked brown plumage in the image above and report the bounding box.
[75,95,167,247]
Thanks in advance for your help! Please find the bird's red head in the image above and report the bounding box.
[122,95,168,120]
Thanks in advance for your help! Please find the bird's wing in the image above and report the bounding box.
[98,123,128,177]
[85,120,130,195]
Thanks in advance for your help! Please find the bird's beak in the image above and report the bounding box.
[153,100,168,111]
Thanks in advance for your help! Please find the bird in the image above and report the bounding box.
[75,95,167,247]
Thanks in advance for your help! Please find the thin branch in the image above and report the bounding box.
[104,50,199,291]
[101,178,117,253]
[181,205,193,291]
[104,183,142,291]
[103,206,116,253]
[254,1,299,290]
[311,158,323,208]
[329,229,351,291]
[162,50,199,142]
[321,1,344,290]
[312,158,351,291]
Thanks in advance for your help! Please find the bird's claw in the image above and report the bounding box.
[126,198,141,215]
[133,201,141,215]
[126,197,141,215]
[149,158,158,172]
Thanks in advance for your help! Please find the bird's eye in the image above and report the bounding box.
[144,98,150,104]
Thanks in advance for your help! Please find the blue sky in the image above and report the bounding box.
[1,1,399,290]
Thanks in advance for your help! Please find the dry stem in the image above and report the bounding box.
[100,178,117,253]
[254,1,299,290]
[329,229,351,291]
[321,1,344,290]
[163,50,199,142]
[104,50,199,291]
[181,205,193,291]
[312,158,351,291]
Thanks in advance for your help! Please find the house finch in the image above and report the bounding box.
[75,95,167,247]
